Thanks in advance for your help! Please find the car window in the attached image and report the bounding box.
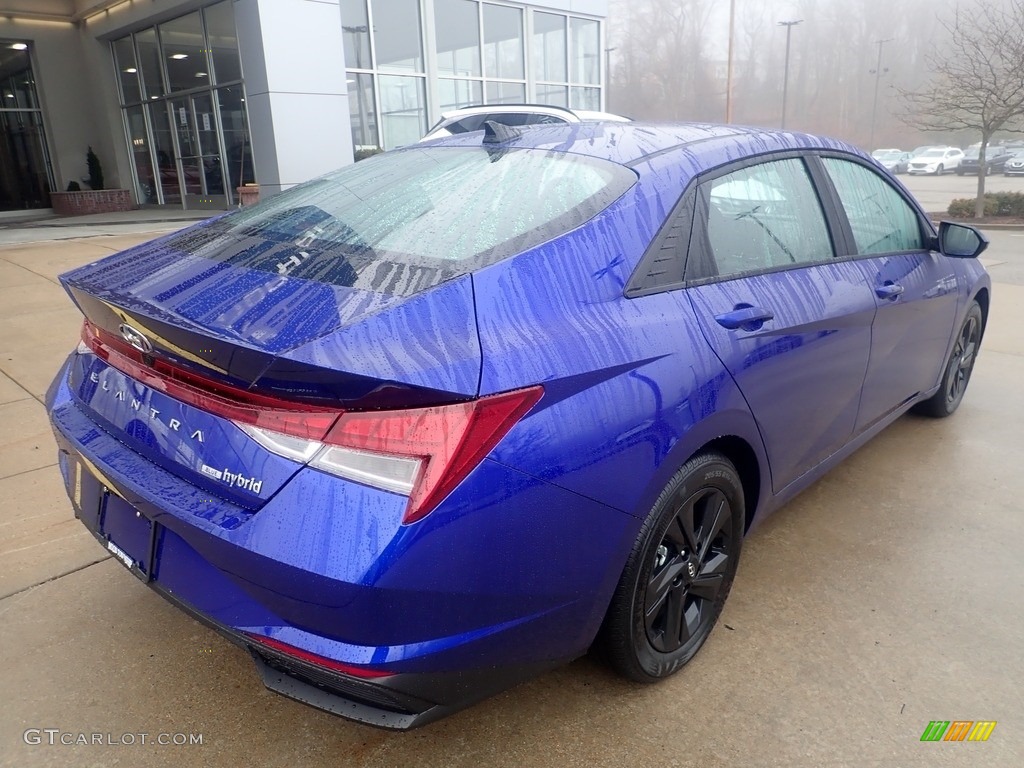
[694,158,833,279]
[527,114,569,125]
[485,113,532,127]
[822,157,924,255]
[164,146,636,294]
[444,115,487,135]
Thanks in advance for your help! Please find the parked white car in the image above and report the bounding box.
[422,104,630,141]
[907,147,964,175]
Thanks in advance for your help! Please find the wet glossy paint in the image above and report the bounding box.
[46,123,991,725]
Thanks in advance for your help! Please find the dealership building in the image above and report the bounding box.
[0,0,608,214]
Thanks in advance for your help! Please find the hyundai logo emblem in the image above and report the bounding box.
[118,323,154,354]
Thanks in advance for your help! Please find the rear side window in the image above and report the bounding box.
[691,158,833,280]
[822,158,924,255]
[165,146,635,294]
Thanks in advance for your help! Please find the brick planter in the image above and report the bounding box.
[50,189,135,216]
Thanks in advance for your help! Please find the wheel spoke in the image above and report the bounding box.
[663,513,689,550]
[689,572,724,602]
[645,561,685,617]
[666,587,688,647]
[960,342,976,371]
[695,492,728,563]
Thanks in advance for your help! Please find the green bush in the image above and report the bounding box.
[354,147,383,162]
[948,191,1024,218]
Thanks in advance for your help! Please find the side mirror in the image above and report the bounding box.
[937,221,989,259]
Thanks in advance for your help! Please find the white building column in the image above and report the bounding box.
[234,0,353,197]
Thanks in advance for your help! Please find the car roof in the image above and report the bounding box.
[416,121,864,171]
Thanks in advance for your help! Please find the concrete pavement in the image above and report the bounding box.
[1,226,1022,767]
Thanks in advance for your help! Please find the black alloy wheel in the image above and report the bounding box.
[597,452,744,682]
[914,301,983,418]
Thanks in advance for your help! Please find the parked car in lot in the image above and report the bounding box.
[422,103,630,141]
[907,146,964,175]
[1004,149,1024,176]
[46,122,991,729]
[957,146,1012,175]
[871,148,911,174]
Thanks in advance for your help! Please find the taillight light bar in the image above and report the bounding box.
[81,320,342,440]
[80,319,543,523]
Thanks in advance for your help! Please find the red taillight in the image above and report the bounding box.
[245,634,391,679]
[79,319,544,523]
[321,386,543,523]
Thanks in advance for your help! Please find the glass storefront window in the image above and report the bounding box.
[570,86,600,111]
[438,78,482,111]
[217,85,254,189]
[114,4,251,207]
[483,4,524,81]
[571,17,600,86]
[536,83,568,107]
[112,38,141,105]
[533,12,567,83]
[160,11,209,92]
[146,102,180,204]
[379,74,425,148]
[341,0,372,70]
[348,72,379,150]
[372,0,424,73]
[204,1,241,83]
[0,43,52,210]
[485,81,525,105]
[124,105,157,203]
[135,28,165,100]
[436,0,480,77]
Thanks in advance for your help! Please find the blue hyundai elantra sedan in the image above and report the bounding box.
[46,122,990,728]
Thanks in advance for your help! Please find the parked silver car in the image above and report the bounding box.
[422,104,630,141]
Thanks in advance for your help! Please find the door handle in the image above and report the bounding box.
[876,282,905,300]
[714,306,775,331]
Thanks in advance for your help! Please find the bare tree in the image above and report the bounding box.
[901,0,1024,217]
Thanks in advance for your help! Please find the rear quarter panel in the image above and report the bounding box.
[473,154,771,521]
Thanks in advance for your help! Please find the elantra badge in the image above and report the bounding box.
[119,323,153,354]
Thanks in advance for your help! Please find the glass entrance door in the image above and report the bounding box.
[170,96,225,209]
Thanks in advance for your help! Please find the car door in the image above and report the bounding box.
[819,156,959,431]
[685,157,876,492]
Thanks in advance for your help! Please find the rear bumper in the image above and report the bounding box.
[46,353,637,727]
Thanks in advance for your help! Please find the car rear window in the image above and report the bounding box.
[165,146,635,295]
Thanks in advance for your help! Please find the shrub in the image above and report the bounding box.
[86,146,104,191]
[354,147,383,162]
[948,191,1024,218]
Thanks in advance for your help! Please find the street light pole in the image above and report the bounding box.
[777,20,802,130]
[869,38,893,149]
[726,0,736,123]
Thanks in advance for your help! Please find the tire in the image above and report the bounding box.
[913,301,983,418]
[597,452,744,683]
[936,164,944,175]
